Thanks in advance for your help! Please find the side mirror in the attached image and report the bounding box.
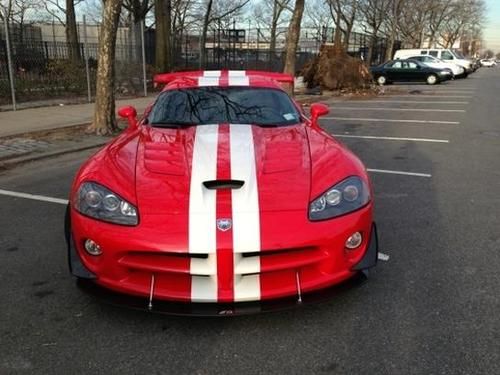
[310,103,329,127]
[117,105,138,129]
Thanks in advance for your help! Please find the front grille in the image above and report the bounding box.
[119,246,325,277]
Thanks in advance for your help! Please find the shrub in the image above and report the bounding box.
[302,44,373,90]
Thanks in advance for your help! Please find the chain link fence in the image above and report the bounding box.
[0,18,396,110]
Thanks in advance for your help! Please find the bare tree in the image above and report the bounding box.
[123,0,152,62]
[426,0,452,47]
[93,0,124,135]
[66,0,80,61]
[326,0,359,50]
[283,0,305,75]
[44,0,82,61]
[268,0,292,57]
[438,0,485,49]
[359,0,390,64]
[155,0,172,71]
[2,0,43,44]
[198,0,250,68]
[381,0,405,60]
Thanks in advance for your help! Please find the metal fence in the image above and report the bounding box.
[0,21,396,110]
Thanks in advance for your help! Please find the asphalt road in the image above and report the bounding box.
[1,68,499,374]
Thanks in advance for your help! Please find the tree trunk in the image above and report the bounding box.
[385,26,396,62]
[199,0,213,69]
[155,0,172,72]
[366,34,376,66]
[93,0,124,135]
[283,0,304,76]
[66,0,81,63]
[269,2,279,59]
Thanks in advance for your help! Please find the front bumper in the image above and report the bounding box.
[66,205,378,313]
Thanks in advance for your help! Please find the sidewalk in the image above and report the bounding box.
[0,96,154,138]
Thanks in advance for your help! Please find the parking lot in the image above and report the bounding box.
[1,68,499,374]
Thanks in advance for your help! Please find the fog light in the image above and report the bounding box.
[345,232,362,250]
[84,239,102,256]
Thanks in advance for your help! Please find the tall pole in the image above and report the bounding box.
[52,17,57,58]
[3,10,17,111]
[141,21,147,97]
[82,15,92,103]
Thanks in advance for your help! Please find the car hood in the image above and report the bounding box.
[135,124,311,215]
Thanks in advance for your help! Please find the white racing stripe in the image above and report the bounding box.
[228,70,249,86]
[0,189,68,205]
[230,124,261,302]
[203,70,221,77]
[198,70,221,86]
[189,125,219,302]
[332,134,449,143]
[367,168,432,178]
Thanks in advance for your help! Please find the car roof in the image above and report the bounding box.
[153,70,294,91]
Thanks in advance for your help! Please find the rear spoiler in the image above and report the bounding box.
[153,70,294,90]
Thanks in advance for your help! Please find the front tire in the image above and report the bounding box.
[426,74,438,85]
[377,76,387,86]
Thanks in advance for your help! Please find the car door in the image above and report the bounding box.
[404,61,423,81]
[385,60,404,81]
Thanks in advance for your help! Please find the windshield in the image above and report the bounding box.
[147,87,301,126]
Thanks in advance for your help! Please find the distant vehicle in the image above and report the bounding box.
[480,59,496,67]
[399,54,465,78]
[370,59,452,85]
[394,48,473,73]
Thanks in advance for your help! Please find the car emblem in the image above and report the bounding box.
[217,218,232,232]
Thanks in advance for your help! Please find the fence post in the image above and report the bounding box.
[2,13,17,111]
[82,15,92,103]
[140,21,147,97]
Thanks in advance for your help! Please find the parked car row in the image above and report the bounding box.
[479,59,497,68]
[370,48,482,86]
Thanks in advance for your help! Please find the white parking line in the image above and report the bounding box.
[414,90,476,93]
[0,189,68,205]
[323,117,460,125]
[386,95,472,98]
[333,134,449,143]
[345,100,469,104]
[367,169,432,178]
[332,107,465,113]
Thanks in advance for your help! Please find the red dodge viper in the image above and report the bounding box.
[65,70,378,315]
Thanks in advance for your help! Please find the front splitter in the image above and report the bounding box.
[76,271,368,317]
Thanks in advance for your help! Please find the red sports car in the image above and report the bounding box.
[65,70,378,315]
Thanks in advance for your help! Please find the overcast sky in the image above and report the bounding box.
[484,0,500,51]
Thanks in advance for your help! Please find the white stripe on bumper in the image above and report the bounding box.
[230,124,261,302]
[189,124,219,302]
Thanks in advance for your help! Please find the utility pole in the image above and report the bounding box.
[2,8,17,111]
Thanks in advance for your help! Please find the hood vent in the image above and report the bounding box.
[203,180,245,190]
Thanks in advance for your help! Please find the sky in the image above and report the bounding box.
[484,0,500,52]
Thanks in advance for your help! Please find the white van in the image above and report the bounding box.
[394,49,473,73]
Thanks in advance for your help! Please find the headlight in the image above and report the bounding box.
[309,176,370,221]
[74,182,138,225]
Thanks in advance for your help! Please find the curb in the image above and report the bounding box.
[0,141,108,170]
[0,122,91,140]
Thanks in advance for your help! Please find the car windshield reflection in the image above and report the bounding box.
[148,87,301,127]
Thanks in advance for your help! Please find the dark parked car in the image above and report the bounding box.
[370,59,452,85]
